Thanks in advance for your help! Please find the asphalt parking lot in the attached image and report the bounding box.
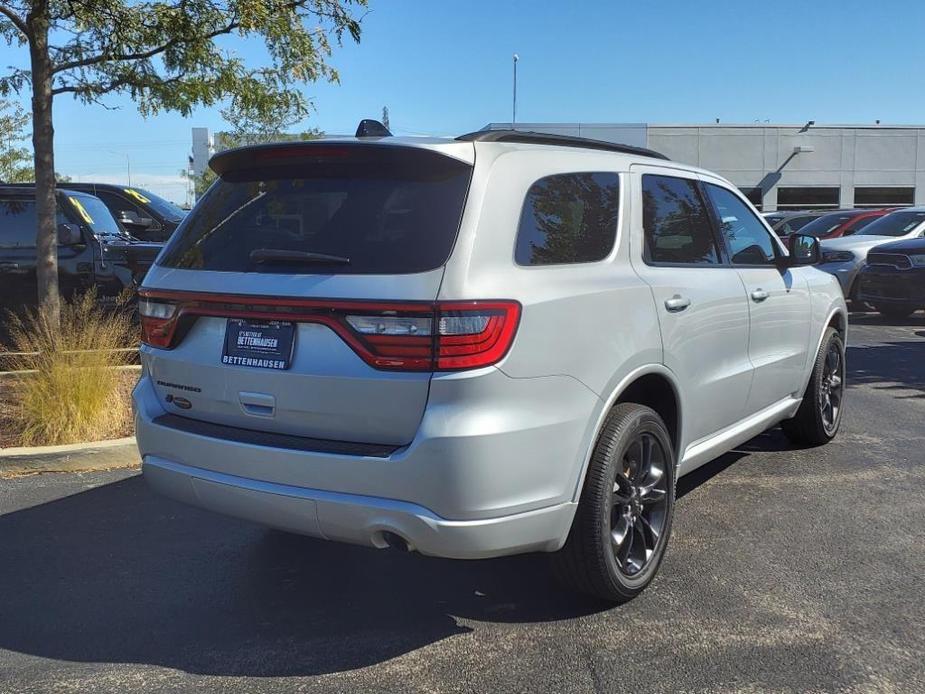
[1,312,924,693]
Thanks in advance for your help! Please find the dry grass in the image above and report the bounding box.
[2,291,138,447]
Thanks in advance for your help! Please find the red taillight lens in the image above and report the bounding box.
[342,301,520,371]
[435,302,521,370]
[138,297,178,348]
[136,290,520,371]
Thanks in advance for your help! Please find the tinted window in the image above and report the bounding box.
[0,198,70,248]
[739,187,763,211]
[96,191,148,222]
[844,215,877,235]
[125,188,186,222]
[515,172,619,266]
[0,198,39,248]
[778,215,817,235]
[67,194,124,238]
[798,213,857,237]
[854,186,914,208]
[858,210,925,237]
[159,148,472,275]
[642,175,719,265]
[705,184,777,265]
[777,187,840,210]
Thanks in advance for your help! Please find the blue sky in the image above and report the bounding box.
[2,0,925,203]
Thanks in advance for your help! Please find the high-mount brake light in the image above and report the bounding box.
[254,145,353,162]
[136,291,521,370]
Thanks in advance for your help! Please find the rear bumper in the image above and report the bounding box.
[134,368,598,558]
[143,457,576,559]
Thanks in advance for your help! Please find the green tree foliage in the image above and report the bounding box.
[182,97,323,198]
[0,0,365,323]
[0,98,33,181]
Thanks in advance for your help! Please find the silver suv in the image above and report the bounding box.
[135,127,847,602]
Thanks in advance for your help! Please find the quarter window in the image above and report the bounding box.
[705,184,777,265]
[642,174,719,265]
[515,172,620,266]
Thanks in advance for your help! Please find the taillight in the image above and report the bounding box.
[138,298,178,348]
[341,301,520,371]
[435,302,520,370]
[136,290,520,372]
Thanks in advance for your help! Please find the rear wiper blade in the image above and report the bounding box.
[249,249,351,265]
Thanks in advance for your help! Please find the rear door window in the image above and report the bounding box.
[0,198,38,248]
[514,172,620,266]
[642,174,720,265]
[158,146,472,275]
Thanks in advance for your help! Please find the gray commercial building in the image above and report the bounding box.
[191,122,925,211]
[483,122,925,212]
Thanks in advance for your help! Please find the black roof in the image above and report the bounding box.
[456,129,670,160]
[0,185,92,198]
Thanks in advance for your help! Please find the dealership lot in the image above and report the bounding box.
[1,313,923,693]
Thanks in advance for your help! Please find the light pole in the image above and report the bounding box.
[512,53,519,127]
[108,151,131,186]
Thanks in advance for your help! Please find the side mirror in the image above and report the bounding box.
[118,210,154,228]
[57,223,83,245]
[786,233,820,266]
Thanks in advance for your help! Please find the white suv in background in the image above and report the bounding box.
[134,126,847,602]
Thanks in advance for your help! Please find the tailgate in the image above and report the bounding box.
[140,271,444,446]
[138,141,474,446]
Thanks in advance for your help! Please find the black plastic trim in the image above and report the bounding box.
[153,413,401,458]
[457,129,670,160]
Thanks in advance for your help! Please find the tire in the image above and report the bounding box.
[781,327,845,446]
[874,304,916,319]
[551,403,676,603]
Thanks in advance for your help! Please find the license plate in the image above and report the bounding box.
[222,319,295,370]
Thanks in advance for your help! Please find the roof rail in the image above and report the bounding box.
[456,129,669,160]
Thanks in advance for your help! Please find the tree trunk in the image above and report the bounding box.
[27,3,59,325]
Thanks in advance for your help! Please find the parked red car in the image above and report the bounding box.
[797,208,895,239]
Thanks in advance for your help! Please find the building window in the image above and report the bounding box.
[515,172,620,266]
[776,187,840,210]
[853,187,915,208]
[739,187,763,211]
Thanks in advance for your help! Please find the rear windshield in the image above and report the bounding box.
[158,146,472,275]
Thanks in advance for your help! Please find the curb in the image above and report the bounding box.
[0,437,139,477]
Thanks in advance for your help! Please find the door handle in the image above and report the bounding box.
[0,262,19,271]
[750,289,770,302]
[664,295,691,313]
[239,391,275,417]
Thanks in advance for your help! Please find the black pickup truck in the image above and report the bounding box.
[2,182,187,242]
[0,186,162,315]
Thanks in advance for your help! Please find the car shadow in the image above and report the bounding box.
[3,343,903,678]
[848,340,925,399]
[0,474,608,677]
[847,310,925,327]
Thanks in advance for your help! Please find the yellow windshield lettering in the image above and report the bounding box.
[124,188,151,204]
[68,196,94,225]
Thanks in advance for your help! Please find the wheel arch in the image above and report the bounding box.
[799,305,847,397]
[571,364,683,503]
